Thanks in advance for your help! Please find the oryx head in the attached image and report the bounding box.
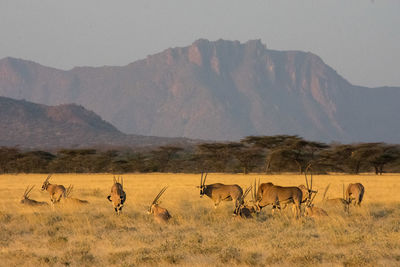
[148,186,168,214]
[199,172,208,198]
[41,174,52,191]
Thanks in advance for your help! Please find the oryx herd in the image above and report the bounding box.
[20,172,365,223]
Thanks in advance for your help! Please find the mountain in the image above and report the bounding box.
[0,96,194,149]
[1,39,399,143]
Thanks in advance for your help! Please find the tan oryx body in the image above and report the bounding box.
[304,190,328,218]
[41,175,66,204]
[62,185,89,205]
[345,183,365,206]
[322,184,350,212]
[20,185,48,206]
[107,176,126,214]
[148,186,171,224]
[199,172,243,208]
[255,182,303,217]
[305,205,328,218]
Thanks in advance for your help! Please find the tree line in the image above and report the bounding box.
[1,135,400,174]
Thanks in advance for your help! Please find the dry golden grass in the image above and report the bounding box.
[1,173,400,266]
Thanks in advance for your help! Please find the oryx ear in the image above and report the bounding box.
[107,195,111,202]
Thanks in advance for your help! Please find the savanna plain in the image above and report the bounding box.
[1,173,400,266]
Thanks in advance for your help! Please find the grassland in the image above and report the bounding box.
[1,173,400,266]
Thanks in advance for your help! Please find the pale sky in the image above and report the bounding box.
[1,0,399,87]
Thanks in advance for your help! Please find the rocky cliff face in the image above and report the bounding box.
[1,39,399,142]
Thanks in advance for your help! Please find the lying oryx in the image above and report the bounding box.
[233,185,254,219]
[199,172,243,208]
[304,191,328,218]
[148,186,171,224]
[20,185,48,206]
[322,184,350,213]
[62,185,89,205]
[107,176,126,215]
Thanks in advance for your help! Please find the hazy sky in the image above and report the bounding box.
[1,0,399,87]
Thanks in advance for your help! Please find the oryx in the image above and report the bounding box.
[20,185,48,206]
[62,185,89,205]
[345,183,365,206]
[322,184,350,213]
[198,172,243,208]
[254,180,303,218]
[233,185,254,219]
[107,176,126,215]
[304,190,328,218]
[41,174,66,204]
[148,186,171,224]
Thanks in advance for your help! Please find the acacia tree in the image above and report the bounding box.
[265,136,328,174]
[148,146,184,172]
[351,143,400,175]
[196,143,238,172]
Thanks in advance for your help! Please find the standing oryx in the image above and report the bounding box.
[20,185,48,206]
[345,183,365,206]
[199,172,243,208]
[254,180,303,218]
[41,174,66,204]
[148,186,171,224]
[107,176,126,215]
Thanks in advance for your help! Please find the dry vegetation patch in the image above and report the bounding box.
[0,173,400,266]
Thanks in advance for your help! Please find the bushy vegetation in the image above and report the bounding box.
[1,135,400,174]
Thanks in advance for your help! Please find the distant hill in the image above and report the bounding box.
[0,39,399,142]
[0,96,195,149]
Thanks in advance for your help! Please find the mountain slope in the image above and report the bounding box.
[0,96,193,149]
[0,39,399,142]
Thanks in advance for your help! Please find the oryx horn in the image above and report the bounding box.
[23,185,35,198]
[152,186,168,205]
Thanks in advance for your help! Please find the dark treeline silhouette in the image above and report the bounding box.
[1,135,400,175]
